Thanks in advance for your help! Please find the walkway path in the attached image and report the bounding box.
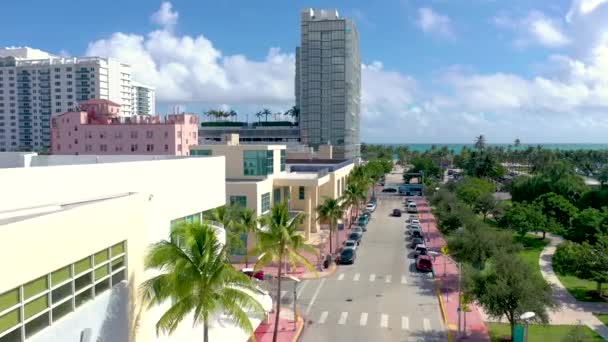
[417,198,490,341]
[538,233,608,339]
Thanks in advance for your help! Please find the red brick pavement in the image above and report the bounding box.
[415,198,491,342]
[252,309,303,342]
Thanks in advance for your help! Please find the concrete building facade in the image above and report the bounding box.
[296,9,361,159]
[131,81,155,115]
[0,47,155,152]
[50,99,198,156]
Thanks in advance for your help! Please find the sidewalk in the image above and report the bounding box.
[416,198,490,342]
[252,307,303,342]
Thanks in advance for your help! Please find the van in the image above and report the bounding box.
[407,202,417,213]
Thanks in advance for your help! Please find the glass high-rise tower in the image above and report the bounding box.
[296,8,361,159]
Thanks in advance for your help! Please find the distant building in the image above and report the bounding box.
[131,81,155,115]
[199,122,300,145]
[0,46,155,151]
[296,9,361,159]
[51,99,198,156]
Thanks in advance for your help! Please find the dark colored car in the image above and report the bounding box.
[348,232,362,245]
[410,237,424,248]
[357,215,369,227]
[337,248,357,264]
[411,230,423,239]
[392,208,402,217]
[382,188,397,193]
[416,255,433,272]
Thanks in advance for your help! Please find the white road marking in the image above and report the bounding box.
[296,280,309,297]
[402,316,409,330]
[369,274,376,282]
[338,311,348,325]
[423,318,431,331]
[360,312,368,326]
[305,278,326,315]
[386,275,392,283]
[318,311,328,324]
[353,273,360,281]
[380,314,389,328]
[401,275,408,284]
[337,273,344,281]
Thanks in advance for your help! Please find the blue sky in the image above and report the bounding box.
[3,0,608,143]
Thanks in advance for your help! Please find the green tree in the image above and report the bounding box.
[284,106,299,123]
[578,189,608,210]
[474,192,499,222]
[253,202,317,342]
[448,222,515,269]
[510,161,587,203]
[463,150,506,179]
[316,197,344,255]
[455,177,495,207]
[208,205,243,254]
[534,192,578,233]
[406,155,441,181]
[141,222,265,342]
[341,182,365,228]
[474,134,486,150]
[566,208,606,243]
[466,252,554,340]
[598,165,608,189]
[236,208,258,268]
[500,202,547,237]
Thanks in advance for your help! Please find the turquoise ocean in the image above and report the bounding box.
[373,143,608,154]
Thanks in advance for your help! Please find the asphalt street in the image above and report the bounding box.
[281,180,446,342]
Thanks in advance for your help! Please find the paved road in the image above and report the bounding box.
[283,194,446,342]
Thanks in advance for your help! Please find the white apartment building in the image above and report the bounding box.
[0,47,155,152]
[131,81,155,115]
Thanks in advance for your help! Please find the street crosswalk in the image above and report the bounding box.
[335,272,432,282]
[313,311,437,331]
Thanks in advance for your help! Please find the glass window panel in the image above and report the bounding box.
[261,193,271,213]
[51,283,72,305]
[94,265,109,281]
[24,312,48,338]
[94,279,110,296]
[74,289,92,308]
[111,257,125,271]
[0,327,21,342]
[24,296,48,320]
[94,249,109,265]
[74,257,92,275]
[23,276,48,300]
[111,242,125,256]
[191,149,211,156]
[229,196,247,208]
[51,266,71,286]
[51,300,72,323]
[111,270,125,286]
[0,309,19,334]
[0,289,18,312]
[299,186,306,200]
[74,272,92,292]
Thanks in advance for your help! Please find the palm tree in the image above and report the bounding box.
[141,222,265,342]
[284,106,300,124]
[229,109,237,121]
[261,108,272,122]
[209,205,241,255]
[514,138,521,148]
[316,197,344,255]
[252,202,317,342]
[237,208,258,268]
[341,182,366,227]
[474,135,486,150]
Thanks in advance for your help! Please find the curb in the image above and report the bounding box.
[434,278,454,342]
[292,310,305,342]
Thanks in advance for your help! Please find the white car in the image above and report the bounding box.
[365,203,377,212]
[343,240,358,250]
[411,219,421,225]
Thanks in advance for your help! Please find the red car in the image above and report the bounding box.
[242,268,264,280]
[416,255,433,272]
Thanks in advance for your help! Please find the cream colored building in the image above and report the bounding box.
[191,134,354,257]
[0,154,270,342]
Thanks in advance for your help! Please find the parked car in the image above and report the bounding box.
[411,219,421,225]
[382,188,397,193]
[416,255,433,272]
[392,208,402,217]
[241,268,264,281]
[410,237,424,248]
[348,232,363,245]
[337,248,357,264]
[357,216,369,226]
[411,230,423,239]
[343,240,357,250]
[407,202,418,213]
[414,244,428,256]
[352,227,364,235]
[366,202,377,212]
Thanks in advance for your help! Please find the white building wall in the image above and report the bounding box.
[131,81,155,115]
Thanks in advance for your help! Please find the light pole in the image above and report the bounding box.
[520,311,535,342]
[285,275,301,330]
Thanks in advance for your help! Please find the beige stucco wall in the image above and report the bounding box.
[226,178,274,217]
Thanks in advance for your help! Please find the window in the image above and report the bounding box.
[177,144,182,152]
[280,150,286,171]
[274,188,281,204]
[100,144,107,152]
[130,144,138,152]
[299,186,305,200]
[191,149,212,156]
[229,196,247,207]
[261,193,271,213]
[130,131,138,139]
[146,131,153,138]
[243,150,274,176]
[146,144,154,152]
[164,144,168,151]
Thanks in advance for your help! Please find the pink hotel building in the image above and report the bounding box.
[51,99,198,155]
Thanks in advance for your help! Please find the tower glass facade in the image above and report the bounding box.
[296,8,361,159]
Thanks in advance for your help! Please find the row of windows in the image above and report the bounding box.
[170,212,203,228]
[56,143,175,153]
[243,150,274,176]
[229,196,247,208]
[191,149,212,156]
[0,242,126,341]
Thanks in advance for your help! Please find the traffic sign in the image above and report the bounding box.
[441,246,449,255]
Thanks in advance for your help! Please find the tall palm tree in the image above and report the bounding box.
[284,106,300,123]
[474,135,486,150]
[209,205,241,255]
[261,108,272,122]
[141,222,265,342]
[342,182,366,227]
[255,111,263,123]
[316,197,344,255]
[237,208,258,268]
[229,109,238,121]
[253,202,317,342]
[514,138,521,148]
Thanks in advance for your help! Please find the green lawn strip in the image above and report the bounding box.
[557,273,605,302]
[594,313,608,326]
[514,234,549,275]
[488,322,604,342]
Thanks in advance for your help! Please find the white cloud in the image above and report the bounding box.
[566,0,608,22]
[493,11,569,48]
[151,2,178,29]
[416,7,454,38]
[528,15,570,47]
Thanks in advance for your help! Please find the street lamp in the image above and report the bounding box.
[285,275,301,330]
[520,311,536,342]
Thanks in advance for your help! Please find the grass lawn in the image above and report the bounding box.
[488,322,604,341]
[514,234,549,275]
[557,273,605,302]
[595,313,608,326]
